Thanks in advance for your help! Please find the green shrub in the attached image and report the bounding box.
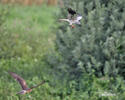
[46,0,125,99]
[47,0,125,79]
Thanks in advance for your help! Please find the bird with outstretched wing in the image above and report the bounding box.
[59,8,82,28]
[8,71,46,94]
[59,15,82,28]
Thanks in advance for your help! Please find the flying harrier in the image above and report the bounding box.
[8,71,46,94]
[59,15,82,28]
[59,8,82,28]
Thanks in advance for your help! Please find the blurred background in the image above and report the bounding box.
[0,0,125,100]
[1,0,58,5]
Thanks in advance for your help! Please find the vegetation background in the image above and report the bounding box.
[0,0,125,100]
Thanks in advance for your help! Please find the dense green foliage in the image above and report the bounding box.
[48,0,125,78]
[46,0,125,99]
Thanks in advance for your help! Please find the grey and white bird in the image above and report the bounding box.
[59,15,82,28]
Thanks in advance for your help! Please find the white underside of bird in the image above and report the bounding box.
[59,15,82,26]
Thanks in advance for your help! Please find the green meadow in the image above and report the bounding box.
[0,4,59,100]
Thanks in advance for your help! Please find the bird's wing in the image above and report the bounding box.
[76,15,82,21]
[67,8,76,15]
[76,21,81,25]
[8,71,29,90]
[30,80,46,89]
[59,19,70,22]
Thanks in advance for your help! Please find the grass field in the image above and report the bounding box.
[3,4,57,57]
[0,4,60,100]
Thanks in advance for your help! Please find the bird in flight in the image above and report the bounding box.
[8,71,46,94]
[59,15,82,28]
[59,8,82,28]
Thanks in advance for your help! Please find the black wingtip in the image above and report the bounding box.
[67,8,76,15]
